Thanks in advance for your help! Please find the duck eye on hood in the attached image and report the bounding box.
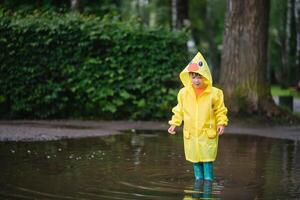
[198,61,203,67]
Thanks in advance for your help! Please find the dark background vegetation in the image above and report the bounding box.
[0,0,299,120]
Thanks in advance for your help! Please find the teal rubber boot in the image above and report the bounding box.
[203,162,213,181]
[193,162,204,180]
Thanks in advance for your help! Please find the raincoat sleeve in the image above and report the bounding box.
[213,89,228,126]
[168,90,184,126]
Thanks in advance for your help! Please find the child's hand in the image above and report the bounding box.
[168,125,176,134]
[217,125,225,135]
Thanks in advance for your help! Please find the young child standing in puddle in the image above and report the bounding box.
[168,52,228,181]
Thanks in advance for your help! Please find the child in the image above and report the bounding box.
[168,52,228,181]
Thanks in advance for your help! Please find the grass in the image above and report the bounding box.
[271,85,300,99]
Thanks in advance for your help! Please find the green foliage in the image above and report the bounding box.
[0,9,188,119]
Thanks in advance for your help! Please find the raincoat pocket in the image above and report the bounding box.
[183,128,190,139]
[203,128,217,139]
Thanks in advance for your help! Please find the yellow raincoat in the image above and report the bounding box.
[169,52,228,163]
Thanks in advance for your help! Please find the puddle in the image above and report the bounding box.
[0,131,300,199]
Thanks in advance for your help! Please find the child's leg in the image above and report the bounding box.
[193,162,204,180]
[203,162,213,181]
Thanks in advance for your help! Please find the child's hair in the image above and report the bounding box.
[189,72,202,78]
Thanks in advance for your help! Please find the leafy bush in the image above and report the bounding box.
[0,9,188,119]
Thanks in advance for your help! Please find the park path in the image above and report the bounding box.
[0,120,299,142]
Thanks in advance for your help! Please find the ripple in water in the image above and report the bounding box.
[0,132,300,199]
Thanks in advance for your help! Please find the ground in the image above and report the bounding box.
[0,120,299,141]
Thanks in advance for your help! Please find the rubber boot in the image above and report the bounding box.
[193,162,204,180]
[202,179,213,198]
[203,162,213,181]
[192,179,203,198]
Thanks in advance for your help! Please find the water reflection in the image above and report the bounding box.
[0,131,300,199]
[183,180,213,199]
[131,134,145,166]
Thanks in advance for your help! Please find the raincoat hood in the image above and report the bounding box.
[179,52,212,88]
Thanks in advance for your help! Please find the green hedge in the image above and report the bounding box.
[0,10,188,119]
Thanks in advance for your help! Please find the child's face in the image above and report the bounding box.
[189,72,203,88]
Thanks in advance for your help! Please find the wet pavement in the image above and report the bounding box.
[0,120,300,141]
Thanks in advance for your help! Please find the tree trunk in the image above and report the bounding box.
[281,0,292,87]
[171,0,178,31]
[295,0,300,81]
[149,0,157,28]
[177,0,189,28]
[220,0,279,116]
[71,0,81,12]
